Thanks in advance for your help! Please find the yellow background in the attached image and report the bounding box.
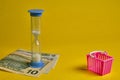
[0,0,120,80]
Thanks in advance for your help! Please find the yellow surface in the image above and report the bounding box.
[0,0,120,80]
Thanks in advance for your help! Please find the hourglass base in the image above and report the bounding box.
[30,61,44,68]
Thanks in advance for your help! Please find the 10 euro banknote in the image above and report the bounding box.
[0,49,59,77]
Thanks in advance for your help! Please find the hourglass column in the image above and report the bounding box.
[28,9,44,68]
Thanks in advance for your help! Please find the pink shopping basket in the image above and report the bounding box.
[87,51,113,75]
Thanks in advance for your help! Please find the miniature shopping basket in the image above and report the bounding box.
[87,51,113,75]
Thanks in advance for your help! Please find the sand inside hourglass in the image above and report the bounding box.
[32,30,41,62]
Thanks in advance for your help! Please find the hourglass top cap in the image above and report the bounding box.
[28,9,44,16]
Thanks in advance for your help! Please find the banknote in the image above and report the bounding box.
[0,49,59,77]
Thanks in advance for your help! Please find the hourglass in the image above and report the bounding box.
[28,9,44,68]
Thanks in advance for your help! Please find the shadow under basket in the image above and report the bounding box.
[87,51,113,76]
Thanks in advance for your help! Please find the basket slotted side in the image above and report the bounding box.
[87,52,113,75]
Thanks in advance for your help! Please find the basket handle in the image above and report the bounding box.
[89,51,107,58]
